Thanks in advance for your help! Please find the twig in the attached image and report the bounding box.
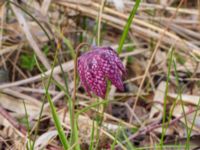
[56,1,200,56]
[0,105,26,137]
[0,61,74,89]
[41,0,51,15]
[133,0,185,110]
[115,106,200,148]
[10,0,51,69]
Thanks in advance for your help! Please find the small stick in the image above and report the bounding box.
[133,0,185,110]
[115,106,200,148]
[0,105,26,136]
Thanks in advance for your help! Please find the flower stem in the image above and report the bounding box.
[94,81,111,149]
[71,43,90,149]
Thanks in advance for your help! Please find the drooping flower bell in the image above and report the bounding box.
[77,46,126,98]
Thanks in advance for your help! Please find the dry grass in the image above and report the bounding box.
[0,0,200,149]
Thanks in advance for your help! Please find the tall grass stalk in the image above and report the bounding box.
[117,0,141,54]
[35,51,70,149]
[89,121,95,150]
[96,0,106,46]
[23,100,33,150]
[31,95,46,149]
[50,77,80,150]
[159,48,173,148]
[173,58,200,150]
[8,1,71,149]
[185,99,200,150]
[45,88,70,149]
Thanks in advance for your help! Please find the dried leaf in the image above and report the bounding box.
[34,130,58,149]
[149,81,166,121]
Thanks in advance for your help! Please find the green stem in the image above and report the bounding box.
[160,49,173,148]
[117,0,141,54]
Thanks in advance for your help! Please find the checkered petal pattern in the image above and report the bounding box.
[78,47,125,98]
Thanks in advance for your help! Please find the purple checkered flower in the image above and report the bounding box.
[77,46,126,98]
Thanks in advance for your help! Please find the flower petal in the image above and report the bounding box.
[85,57,107,98]
[77,46,125,98]
[100,55,124,91]
[78,56,91,95]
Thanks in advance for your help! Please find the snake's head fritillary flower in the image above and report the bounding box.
[77,46,126,98]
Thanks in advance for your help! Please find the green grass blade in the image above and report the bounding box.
[68,96,80,150]
[160,48,174,148]
[185,98,200,150]
[34,50,70,149]
[117,0,141,54]
[110,131,118,150]
[31,96,46,149]
[121,129,135,149]
[89,121,95,150]
[173,55,189,149]
[23,100,33,150]
[96,0,106,46]
[8,1,71,149]
[57,28,76,59]
[51,78,80,150]
[45,90,70,149]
